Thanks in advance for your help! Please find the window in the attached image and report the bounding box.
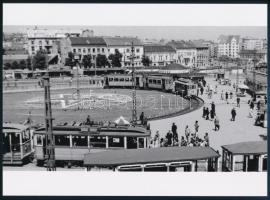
[108,48,110,52]
[92,48,96,53]
[114,78,119,82]
[136,48,140,53]
[102,48,105,53]
[262,157,267,171]
[125,78,130,82]
[153,79,157,84]
[55,135,70,146]
[138,138,145,148]
[39,40,42,45]
[126,48,130,53]
[31,40,34,45]
[88,48,91,53]
[83,48,86,53]
[108,137,124,148]
[39,46,42,50]
[46,40,49,45]
[157,80,161,85]
[73,48,76,53]
[78,49,81,53]
[31,46,35,51]
[109,78,113,81]
[36,135,43,146]
[120,78,124,82]
[97,48,100,53]
[72,135,88,147]
[149,79,153,84]
[89,136,106,148]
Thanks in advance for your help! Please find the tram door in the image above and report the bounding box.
[247,155,259,171]
[162,79,166,90]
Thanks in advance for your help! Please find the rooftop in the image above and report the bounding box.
[221,141,267,155]
[84,146,220,166]
[69,37,106,46]
[144,45,176,53]
[103,37,143,46]
[218,35,241,44]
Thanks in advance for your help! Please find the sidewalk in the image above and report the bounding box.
[149,77,267,152]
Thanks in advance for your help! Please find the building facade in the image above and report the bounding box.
[241,38,264,50]
[217,35,241,58]
[144,45,176,67]
[196,46,209,68]
[104,37,144,67]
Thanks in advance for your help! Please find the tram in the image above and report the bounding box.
[2,123,34,165]
[84,146,220,172]
[146,75,175,92]
[33,124,151,166]
[174,78,197,97]
[104,74,144,89]
[221,141,267,172]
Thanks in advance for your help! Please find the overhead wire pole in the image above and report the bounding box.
[42,54,56,171]
[252,52,257,100]
[130,42,137,124]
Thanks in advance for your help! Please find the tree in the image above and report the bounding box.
[19,60,27,70]
[32,50,47,70]
[141,55,152,67]
[26,56,32,70]
[82,54,92,69]
[65,52,75,67]
[4,62,11,70]
[108,49,122,67]
[11,61,19,69]
[96,54,110,68]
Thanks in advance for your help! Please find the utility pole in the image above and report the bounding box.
[252,53,257,100]
[74,55,81,110]
[236,62,239,93]
[130,42,137,124]
[42,74,56,171]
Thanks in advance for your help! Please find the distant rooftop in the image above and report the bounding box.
[144,45,176,53]
[69,37,106,46]
[104,37,143,46]
[218,35,241,44]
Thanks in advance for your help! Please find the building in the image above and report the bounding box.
[239,49,267,66]
[103,37,144,67]
[217,35,241,58]
[241,38,264,50]
[196,46,210,68]
[167,41,197,68]
[66,37,108,67]
[81,29,94,37]
[143,45,176,67]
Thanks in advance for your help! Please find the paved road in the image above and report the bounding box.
[149,76,267,152]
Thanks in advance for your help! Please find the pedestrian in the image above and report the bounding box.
[257,100,261,111]
[221,90,224,100]
[86,115,91,125]
[230,91,233,99]
[205,107,209,120]
[171,123,178,145]
[200,86,204,95]
[204,133,209,147]
[154,131,160,147]
[185,125,191,142]
[231,107,236,121]
[202,107,206,118]
[166,130,173,146]
[211,102,216,116]
[210,109,215,120]
[236,97,240,107]
[214,116,220,131]
[250,100,255,110]
[197,88,199,96]
[225,92,229,104]
[180,136,187,146]
[194,120,199,134]
[140,112,144,125]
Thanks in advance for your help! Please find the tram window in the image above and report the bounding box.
[55,135,70,146]
[119,78,124,82]
[149,79,153,84]
[262,157,267,171]
[127,137,138,149]
[114,78,119,82]
[89,80,92,84]
[157,80,161,85]
[90,136,106,148]
[153,80,157,84]
[108,137,124,148]
[22,130,30,143]
[138,138,144,148]
[93,80,96,84]
[36,135,43,146]
[144,164,167,172]
[125,78,129,82]
[109,78,113,82]
[72,135,87,147]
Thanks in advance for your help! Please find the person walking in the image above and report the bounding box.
[221,90,224,100]
[166,130,173,146]
[204,133,209,147]
[200,86,204,95]
[250,100,255,110]
[214,116,220,131]
[225,92,229,104]
[171,123,178,145]
[231,107,236,121]
[154,131,160,147]
[202,107,206,118]
[205,107,209,120]
[257,100,261,111]
[185,125,191,143]
[210,109,215,120]
[194,121,199,134]
[211,102,216,116]
[180,136,187,146]
[230,91,233,99]
[236,97,240,107]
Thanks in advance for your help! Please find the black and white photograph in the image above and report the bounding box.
[2,3,268,196]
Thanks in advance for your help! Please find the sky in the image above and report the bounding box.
[3,4,267,41]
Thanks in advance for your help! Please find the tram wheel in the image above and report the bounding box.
[36,159,44,167]
[28,154,34,163]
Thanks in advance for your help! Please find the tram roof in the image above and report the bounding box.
[34,125,150,137]
[84,146,220,167]
[221,141,267,155]
[2,123,29,132]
